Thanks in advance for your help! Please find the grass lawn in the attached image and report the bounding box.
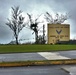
[0,44,76,53]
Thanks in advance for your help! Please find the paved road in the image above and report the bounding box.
[55,50,76,59]
[0,53,46,62]
[0,50,76,62]
[0,65,70,75]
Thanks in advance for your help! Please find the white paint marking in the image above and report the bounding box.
[62,66,76,75]
[38,52,71,60]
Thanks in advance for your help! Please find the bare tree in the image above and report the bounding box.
[27,13,42,44]
[45,12,68,24]
[6,6,25,45]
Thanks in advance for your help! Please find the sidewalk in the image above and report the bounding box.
[0,52,71,62]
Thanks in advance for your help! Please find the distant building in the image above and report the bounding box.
[47,24,70,44]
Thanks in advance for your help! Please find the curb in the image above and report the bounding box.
[0,59,76,67]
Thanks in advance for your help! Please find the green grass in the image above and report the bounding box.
[0,44,76,53]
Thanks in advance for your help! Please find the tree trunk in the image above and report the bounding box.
[16,36,19,45]
[35,31,38,44]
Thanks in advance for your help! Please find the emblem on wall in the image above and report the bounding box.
[56,30,62,34]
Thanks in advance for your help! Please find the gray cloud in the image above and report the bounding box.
[53,0,76,38]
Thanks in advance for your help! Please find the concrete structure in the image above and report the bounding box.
[47,24,70,44]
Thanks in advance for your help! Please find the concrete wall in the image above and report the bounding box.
[47,24,70,44]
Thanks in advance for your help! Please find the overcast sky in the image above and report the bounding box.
[0,0,76,44]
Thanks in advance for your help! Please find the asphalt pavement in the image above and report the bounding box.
[0,50,76,62]
[0,50,76,75]
[54,50,76,59]
[0,65,70,75]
